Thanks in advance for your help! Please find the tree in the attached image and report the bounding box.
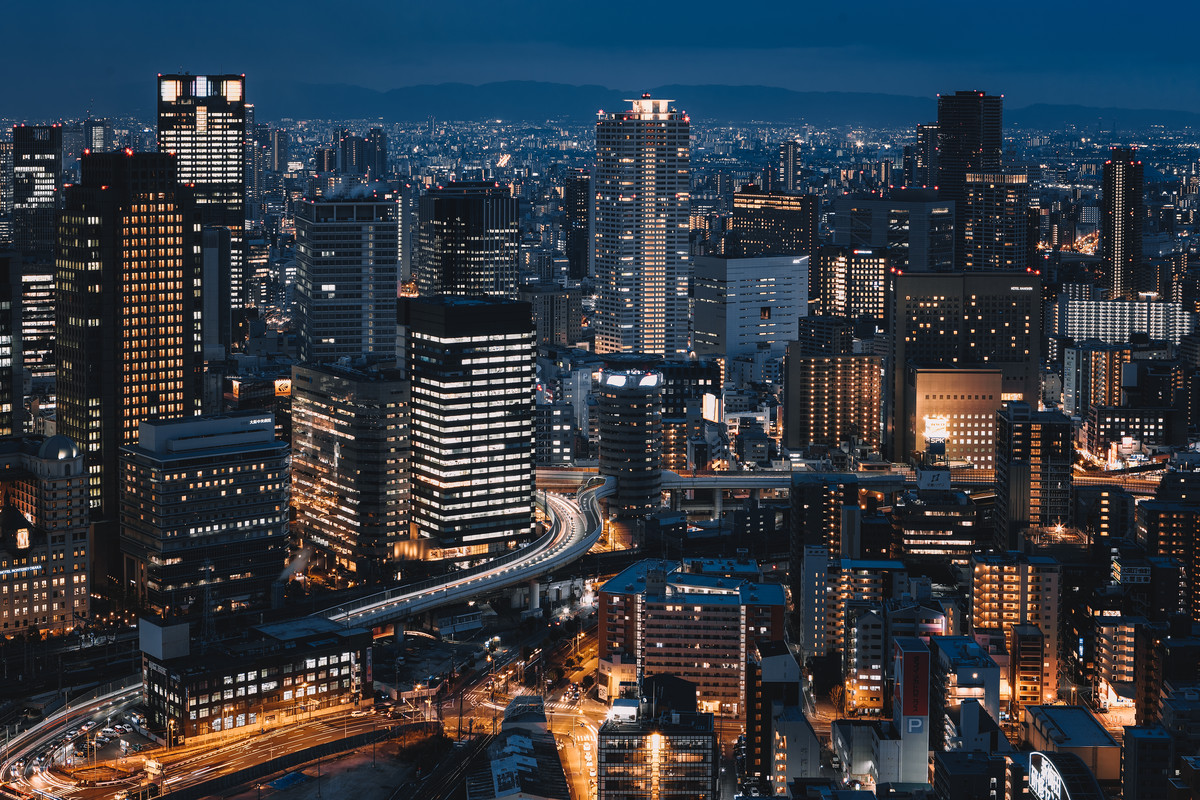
[829,684,846,716]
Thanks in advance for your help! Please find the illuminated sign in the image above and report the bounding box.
[1029,753,1064,800]
[16,528,29,550]
[274,379,292,397]
[1010,286,1035,291]
[923,415,949,441]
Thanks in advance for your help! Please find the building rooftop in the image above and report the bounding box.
[600,559,785,607]
[1024,705,1118,748]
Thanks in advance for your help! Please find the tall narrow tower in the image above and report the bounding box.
[1102,147,1144,299]
[594,96,691,356]
[157,74,246,307]
[936,91,1003,267]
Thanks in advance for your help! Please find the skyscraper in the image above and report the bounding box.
[0,254,20,435]
[936,91,1003,266]
[912,122,938,188]
[120,412,289,615]
[888,272,1041,461]
[11,125,62,261]
[364,127,387,178]
[295,194,398,363]
[993,402,1073,549]
[291,362,410,586]
[57,151,202,581]
[416,181,520,299]
[594,96,691,356]
[405,297,535,558]
[728,185,818,260]
[815,246,888,323]
[597,368,663,521]
[961,172,1031,271]
[157,74,247,307]
[1102,147,1144,299]
[779,140,803,193]
[563,169,591,281]
[833,190,954,273]
[271,128,289,173]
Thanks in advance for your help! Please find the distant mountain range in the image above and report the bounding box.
[250,81,1200,130]
[14,80,1200,131]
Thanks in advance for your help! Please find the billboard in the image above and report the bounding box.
[895,643,929,717]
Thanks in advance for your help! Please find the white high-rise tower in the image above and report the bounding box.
[593,95,691,356]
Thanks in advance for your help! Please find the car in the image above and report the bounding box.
[101,727,117,736]
[68,729,79,737]
[351,710,367,717]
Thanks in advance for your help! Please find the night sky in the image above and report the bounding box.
[5,1,1196,119]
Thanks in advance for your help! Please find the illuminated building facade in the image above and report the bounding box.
[594,97,691,356]
[889,272,1041,462]
[11,125,62,261]
[119,412,289,617]
[56,152,202,587]
[1102,147,1144,299]
[994,402,1072,549]
[816,245,888,323]
[969,553,1060,703]
[597,560,785,716]
[961,172,1031,271]
[596,706,717,800]
[832,191,954,273]
[907,367,1003,466]
[778,140,803,193]
[728,185,818,261]
[518,282,582,347]
[892,489,980,564]
[416,181,520,299]
[1136,472,1200,620]
[563,169,591,280]
[140,616,371,745]
[783,345,882,451]
[0,255,18,435]
[405,297,535,558]
[597,369,663,520]
[291,362,409,585]
[295,195,398,363]
[1062,340,1133,418]
[936,91,1003,266]
[157,74,247,307]
[19,260,56,385]
[0,434,90,633]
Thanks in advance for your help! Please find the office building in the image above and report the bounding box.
[779,140,803,192]
[597,368,663,521]
[119,413,288,617]
[16,258,54,388]
[11,125,62,261]
[294,194,398,363]
[291,362,409,585]
[1022,705,1120,782]
[364,127,387,178]
[405,297,535,558]
[891,488,980,565]
[1122,725,1172,800]
[929,636,1002,744]
[157,74,247,308]
[597,559,785,715]
[1102,147,1144,299]
[693,255,808,359]
[534,404,573,467]
[969,553,1061,703]
[961,172,1031,272]
[994,403,1072,548]
[912,122,939,188]
[832,190,954,273]
[594,97,691,356]
[932,751,1006,800]
[0,255,19,435]
[1050,297,1194,346]
[596,700,717,800]
[416,181,520,299]
[1137,472,1200,620]
[1063,341,1134,418]
[728,185,818,260]
[271,129,289,173]
[783,344,881,451]
[518,282,582,347]
[0,434,89,634]
[562,169,591,280]
[794,315,855,355]
[816,245,889,322]
[906,366,1004,467]
[139,616,370,745]
[56,152,202,584]
[936,91,1003,266]
[889,272,1041,462]
[83,118,112,153]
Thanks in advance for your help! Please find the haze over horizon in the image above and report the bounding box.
[3,0,1197,120]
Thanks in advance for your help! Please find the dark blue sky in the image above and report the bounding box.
[5,1,1196,119]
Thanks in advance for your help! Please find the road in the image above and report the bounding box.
[322,478,612,629]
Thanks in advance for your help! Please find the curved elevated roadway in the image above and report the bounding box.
[320,476,614,629]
